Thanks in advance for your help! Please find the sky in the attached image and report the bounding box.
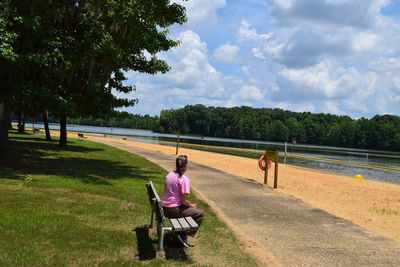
[119,0,400,119]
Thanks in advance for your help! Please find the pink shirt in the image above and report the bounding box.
[161,171,190,207]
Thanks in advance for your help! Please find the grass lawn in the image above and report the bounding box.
[0,131,258,266]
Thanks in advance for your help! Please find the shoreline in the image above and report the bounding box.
[83,134,400,242]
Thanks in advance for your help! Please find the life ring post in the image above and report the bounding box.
[260,150,279,188]
[264,156,269,185]
[274,149,279,189]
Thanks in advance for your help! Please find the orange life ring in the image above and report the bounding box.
[258,155,272,171]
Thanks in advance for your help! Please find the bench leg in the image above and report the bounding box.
[158,227,165,250]
[150,211,155,228]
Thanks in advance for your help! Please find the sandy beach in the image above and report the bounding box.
[88,136,400,242]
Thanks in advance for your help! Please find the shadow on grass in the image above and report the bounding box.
[134,227,188,261]
[0,135,161,184]
[164,233,189,261]
[134,227,156,260]
[9,135,99,153]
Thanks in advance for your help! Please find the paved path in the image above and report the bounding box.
[94,138,400,267]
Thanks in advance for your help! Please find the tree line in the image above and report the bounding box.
[52,105,400,151]
[51,111,160,132]
[0,0,186,155]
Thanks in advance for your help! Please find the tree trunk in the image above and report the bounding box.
[59,113,67,146]
[17,110,25,133]
[0,102,11,156]
[42,110,52,141]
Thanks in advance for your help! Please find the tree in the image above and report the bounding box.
[337,117,356,147]
[0,0,18,154]
[185,104,210,135]
[325,123,341,146]
[286,117,306,143]
[47,1,186,146]
[270,120,289,142]
[0,0,187,151]
[303,118,325,145]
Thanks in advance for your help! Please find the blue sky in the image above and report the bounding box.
[119,0,400,119]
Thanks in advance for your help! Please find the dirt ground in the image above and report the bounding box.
[88,136,400,242]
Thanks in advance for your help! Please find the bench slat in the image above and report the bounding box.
[170,218,183,231]
[184,216,198,229]
[178,217,191,230]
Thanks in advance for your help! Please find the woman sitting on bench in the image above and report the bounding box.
[161,155,205,248]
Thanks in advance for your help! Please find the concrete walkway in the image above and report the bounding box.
[95,138,400,267]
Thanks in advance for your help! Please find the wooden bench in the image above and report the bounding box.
[146,181,198,250]
[33,128,40,134]
[77,133,85,140]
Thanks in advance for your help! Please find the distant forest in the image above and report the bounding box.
[47,104,399,151]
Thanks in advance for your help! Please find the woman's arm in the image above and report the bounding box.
[181,194,197,208]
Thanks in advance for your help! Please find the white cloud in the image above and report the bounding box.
[322,101,343,115]
[351,32,380,53]
[253,26,384,67]
[274,0,294,10]
[243,1,400,68]
[238,85,264,100]
[391,76,400,92]
[124,30,237,114]
[369,57,400,72]
[273,60,377,102]
[237,20,272,42]
[267,0,390,29]
[173,0,226,28]
[120,0,400,119]
[252,47,266,60]
[241,66,250,76]
[213,44,240,63]
[158,30,223,95]
[276,102,316,113]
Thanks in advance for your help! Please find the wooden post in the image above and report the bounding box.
[175,132,180,155]
[264,153,268,185]
[264,149,279,189]
[274,149,279,189]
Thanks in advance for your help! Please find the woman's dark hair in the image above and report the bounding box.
[175,155,188,177]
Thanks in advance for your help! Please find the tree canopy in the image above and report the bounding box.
[0,0,186,152]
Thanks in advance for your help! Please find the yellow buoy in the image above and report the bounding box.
[355,174,363,182]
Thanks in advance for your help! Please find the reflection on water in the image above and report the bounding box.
[22,122,400,184]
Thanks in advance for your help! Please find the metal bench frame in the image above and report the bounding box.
[77,133,85,140]
[146,181,198,250]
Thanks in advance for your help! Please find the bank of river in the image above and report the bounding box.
[22,122,400,184]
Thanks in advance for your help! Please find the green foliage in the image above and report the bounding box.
[0,11,17,61]
[164,105,400,151]
[0,0,187,147]
[270,120,289,142]
[66,111,160,132]
[77,105,400,152]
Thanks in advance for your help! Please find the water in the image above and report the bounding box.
[21,122,400,184]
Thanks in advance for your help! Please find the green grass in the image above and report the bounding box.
[0,131,258,266]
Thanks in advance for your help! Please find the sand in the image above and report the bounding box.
[86,135,400,242]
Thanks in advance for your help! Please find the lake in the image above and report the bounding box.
[22,122,400,184]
